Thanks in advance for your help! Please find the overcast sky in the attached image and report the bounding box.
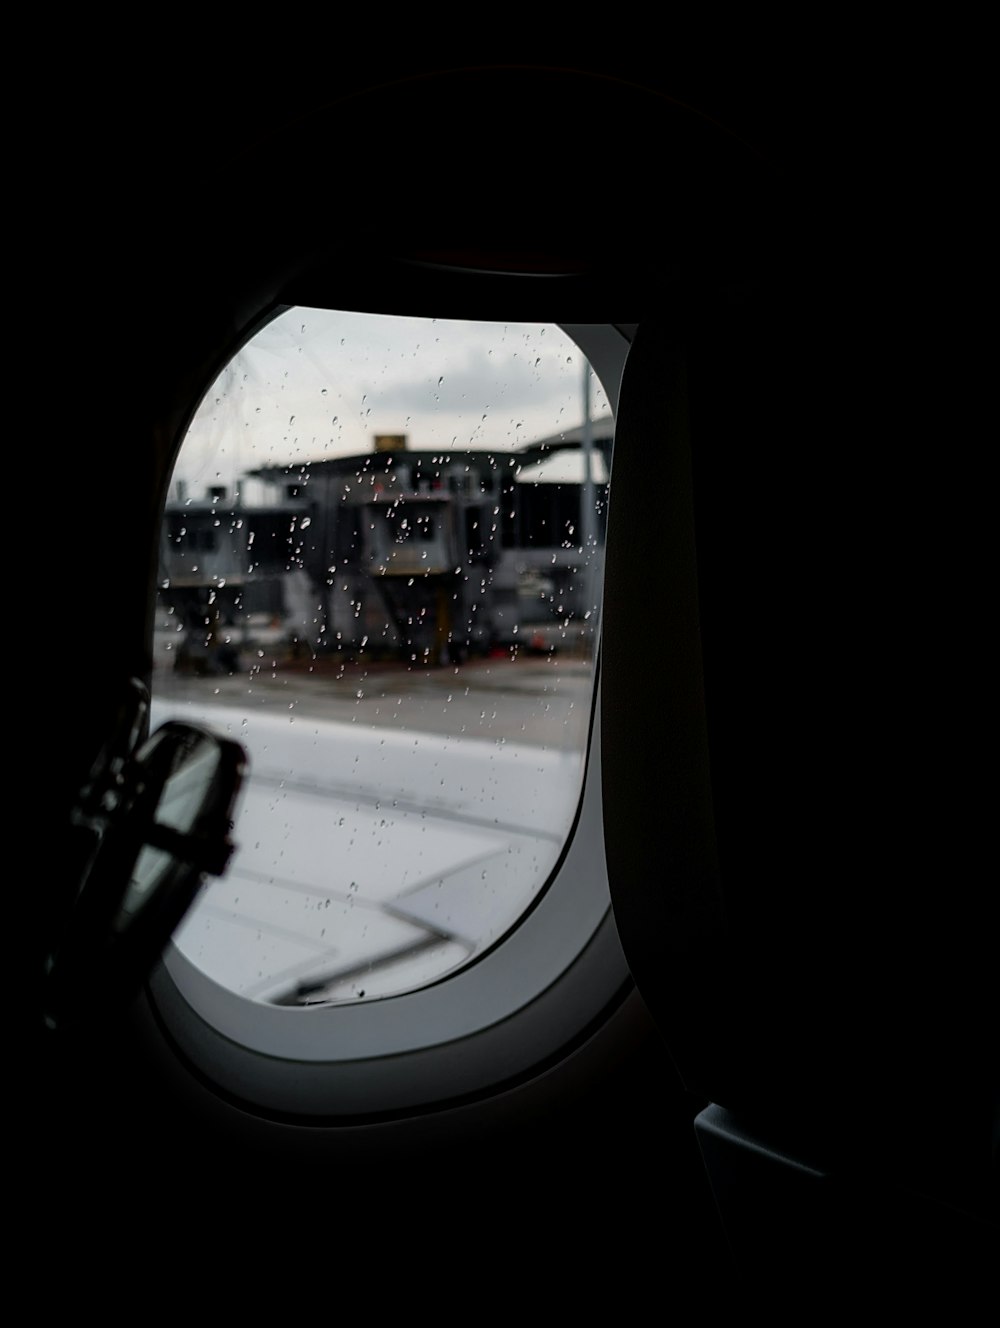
[174,307,613,501]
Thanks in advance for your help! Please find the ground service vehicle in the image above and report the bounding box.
[31,55,994,1310]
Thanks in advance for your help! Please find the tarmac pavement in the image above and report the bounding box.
[152,622,598,753]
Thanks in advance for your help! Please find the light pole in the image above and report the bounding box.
[580,364,597,644]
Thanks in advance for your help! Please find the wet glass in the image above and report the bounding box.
[152,309,613,1006]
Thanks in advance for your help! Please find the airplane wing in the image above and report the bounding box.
[149,698,581,1005]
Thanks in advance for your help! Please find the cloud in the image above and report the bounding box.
[174,307,609,498]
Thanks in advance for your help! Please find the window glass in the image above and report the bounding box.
[153,309,612,1006]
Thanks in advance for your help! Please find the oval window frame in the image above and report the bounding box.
[144,316,636,1120]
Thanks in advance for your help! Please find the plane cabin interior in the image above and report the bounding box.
[27,52,993,1310]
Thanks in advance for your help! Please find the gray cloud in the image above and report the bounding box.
[174,308,609,498]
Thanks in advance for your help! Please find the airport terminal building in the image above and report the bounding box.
[159,425,613,668]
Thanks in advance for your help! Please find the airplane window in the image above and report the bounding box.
[152,308,614,1014]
